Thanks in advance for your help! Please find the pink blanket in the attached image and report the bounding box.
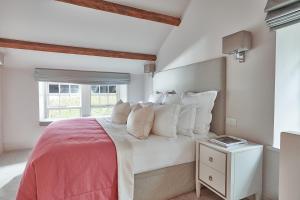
[17,118,118,200]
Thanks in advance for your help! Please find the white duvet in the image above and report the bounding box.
[97,117,216,200]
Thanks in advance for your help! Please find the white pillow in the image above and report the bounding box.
[127,104,154,139]
[141,102,154,107]
[111,100,131,124]
[152,104,181,138]
[130,102,153,111]
[182,91,218,134]
[148,93,164,104]
[162,93,181,105]
[177,105,197,137]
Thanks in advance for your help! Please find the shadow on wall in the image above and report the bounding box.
[0,175,22,200]
[0,149,31,199]
[156,0,270,72]
[163,36,212,71]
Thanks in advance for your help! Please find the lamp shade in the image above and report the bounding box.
[222,31,252,54]
[144,64,156,73]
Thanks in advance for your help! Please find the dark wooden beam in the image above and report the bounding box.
[0,38,157,61]
[56,0,181,26]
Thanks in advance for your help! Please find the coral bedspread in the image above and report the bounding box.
[17,118,118,200]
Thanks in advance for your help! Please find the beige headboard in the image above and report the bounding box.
[153,57,226,135]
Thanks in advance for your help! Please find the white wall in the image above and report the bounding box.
[274,23,300,148]
[144,74,153,101]
[2,68,145,151]
[128,74,145,103]
[0,67,3,154]
[2,68,45,151]
[156,0,276,146]
[263,147,279,200]
[279,132,300,199]
[149,0,277,199]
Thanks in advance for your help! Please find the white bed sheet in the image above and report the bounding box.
[97,117,217,199]
[97,117,216,174]
[98,118,216,174]
[130,132,217,174]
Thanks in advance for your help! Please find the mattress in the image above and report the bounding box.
[98,118,216,174]
[129,132,217,174]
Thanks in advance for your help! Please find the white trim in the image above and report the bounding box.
[266,145,280,153]
[81,85,91,117]
[39,82,126,122]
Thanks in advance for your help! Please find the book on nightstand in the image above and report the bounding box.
[208,135,247,148]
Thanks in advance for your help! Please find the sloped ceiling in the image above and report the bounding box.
[0,0,190,74]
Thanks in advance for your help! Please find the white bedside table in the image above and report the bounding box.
[196,140,263,200]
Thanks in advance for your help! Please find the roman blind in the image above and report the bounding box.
[34,68,130,85]
[265,0,300,30]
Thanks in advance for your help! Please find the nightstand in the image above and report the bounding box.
[196,139,263,200]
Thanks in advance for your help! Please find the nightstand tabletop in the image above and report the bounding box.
[197,139,263,153]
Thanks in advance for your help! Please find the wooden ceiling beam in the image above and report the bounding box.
[56,0,181,26]
[0,38,157,61]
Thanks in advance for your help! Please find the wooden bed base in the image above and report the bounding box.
[134,162,195,200]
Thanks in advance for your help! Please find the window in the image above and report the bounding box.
[39,82,127,121]
[46,83,81,119]
[90,85,118,117]
[273,22,300,148]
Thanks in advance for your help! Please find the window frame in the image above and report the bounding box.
[43,82,82,120]
[90,85,120,117]
[39,82,127,122]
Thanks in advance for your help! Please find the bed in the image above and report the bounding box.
[136,57,226,199]
[99,117,218,200]
[17,57,226,200]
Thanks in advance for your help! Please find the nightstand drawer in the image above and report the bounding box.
[199,144,226,174]
[199,163,226,196]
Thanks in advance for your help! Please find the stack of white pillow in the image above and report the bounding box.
[111,91,218,140]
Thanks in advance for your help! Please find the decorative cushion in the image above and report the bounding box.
[127,104,155,139]
[162,93,181,105]
[182,91,218,134]
[148,93,164,104]
[111,100,131,124]
[177,105,197,137]
[152,104,181,138]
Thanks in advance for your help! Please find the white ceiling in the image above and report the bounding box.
[0,0,190,73]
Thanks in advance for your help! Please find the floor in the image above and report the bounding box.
[0,150,221,200]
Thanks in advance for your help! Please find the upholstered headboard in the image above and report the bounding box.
[153,57,226,135]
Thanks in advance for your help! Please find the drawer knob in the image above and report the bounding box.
[209,175,213,181]
[209,157,214,162]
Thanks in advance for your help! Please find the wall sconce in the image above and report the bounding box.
[0,53,4,66]
[222,30,252,63]
[144,63,156,77]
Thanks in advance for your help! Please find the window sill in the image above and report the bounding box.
[39,116,111,127]
[39,120,53,126]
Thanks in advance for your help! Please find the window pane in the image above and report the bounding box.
[100,86,108,93]
[60,84,70,93]
[91,95,99,106]
[48,109,60,119]
[108,95,117,105]
[69,96,81,107]
[48,109,80,119]
[49,84,59,93]
[91,85,99,93]
[48,95,59,107]
[91,107,113,117]
[70,85,80,93]
[109,86,116,93]
[57,95,80,107]
[60,109,80,118]
[60,96,70,106]
[99,95,108,105]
